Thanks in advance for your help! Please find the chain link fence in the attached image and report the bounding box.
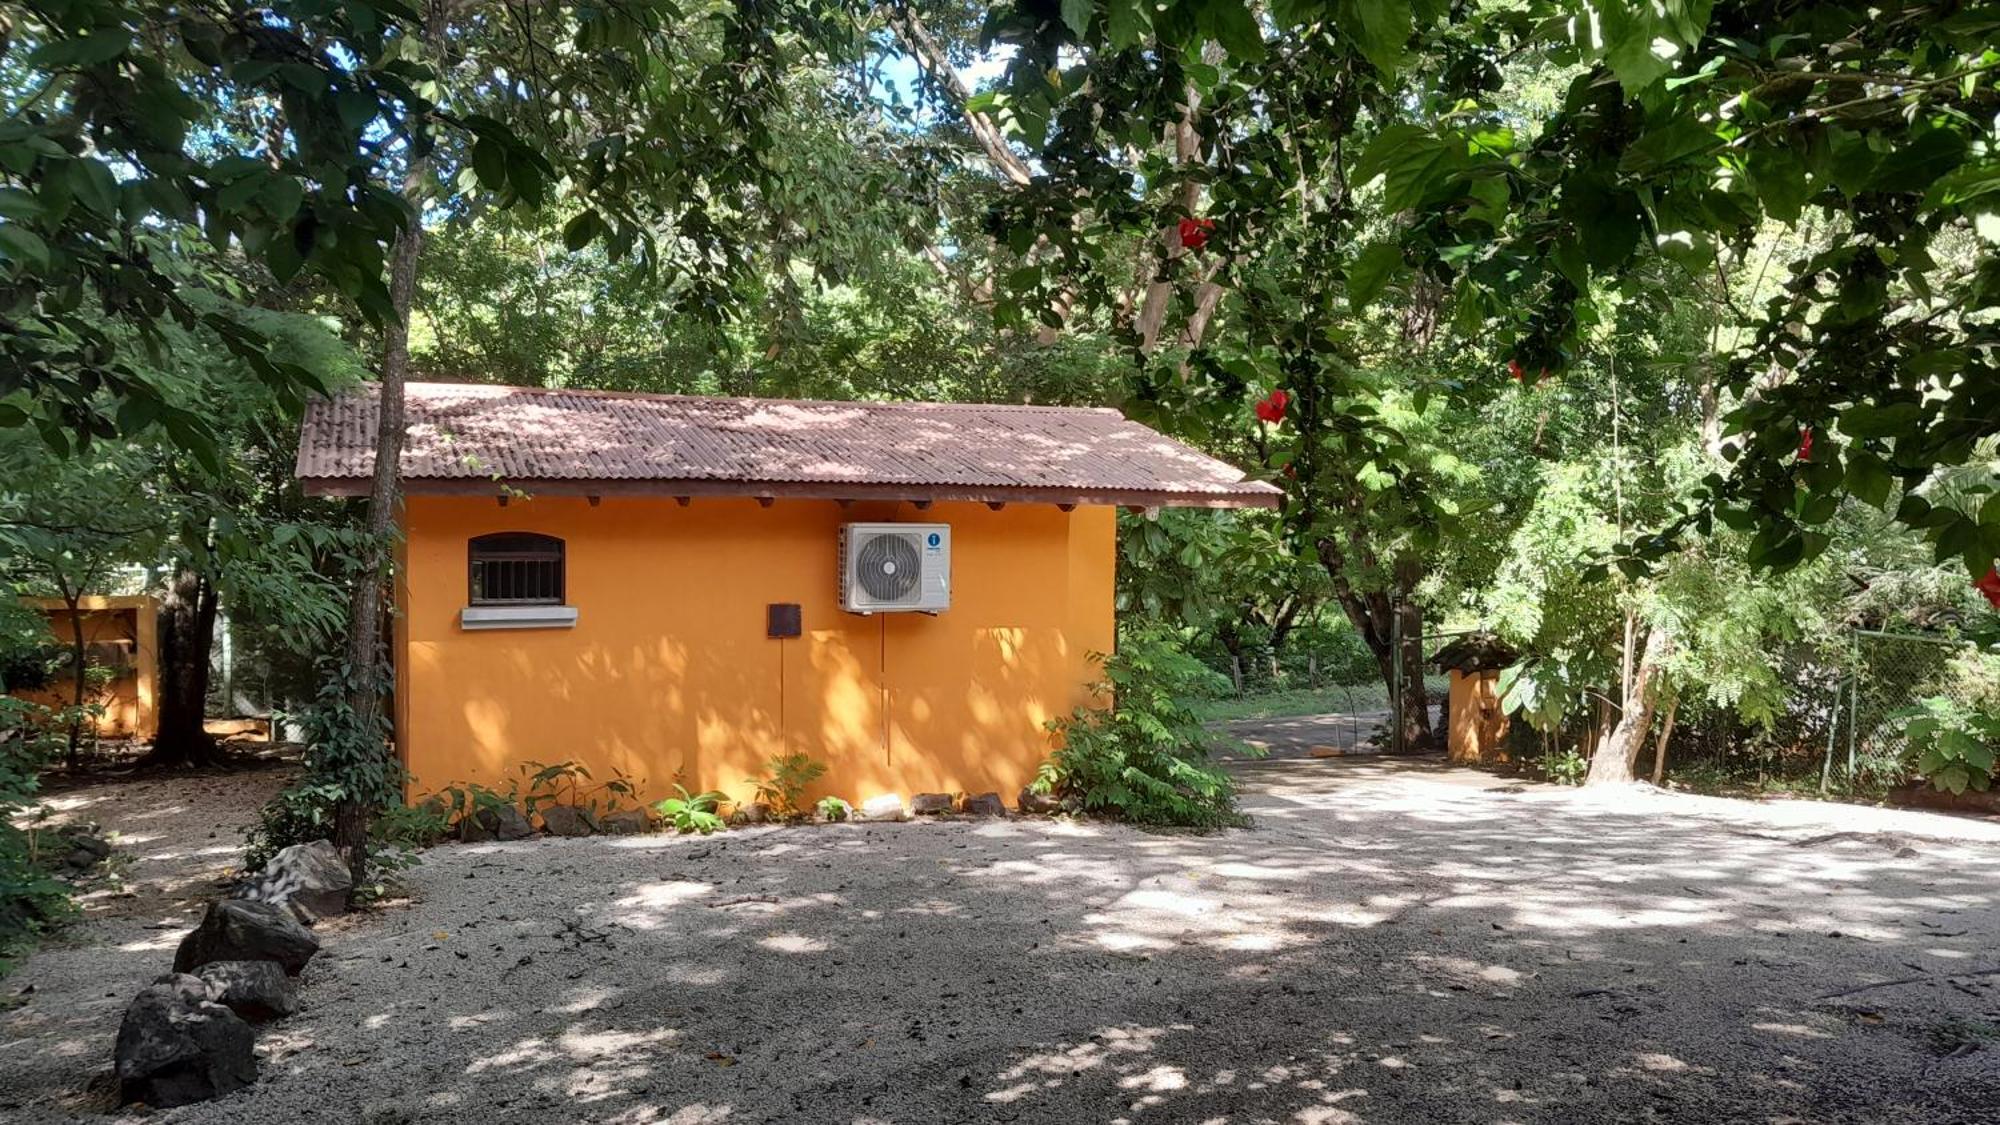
[1826,629,2000,791]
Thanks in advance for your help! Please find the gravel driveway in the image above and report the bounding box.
[7,757,2000,1124]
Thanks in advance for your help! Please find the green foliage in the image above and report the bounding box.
[371,801,453,852]
[748,753,827,820]
[814,795,852,822]
[1899,697,2000,796]
[998,0,1996,571]
[240,785,334,875]
[293,658,402,843]
[0,697,71,975]
[1534,746,1591,787]
[428,780,519,824]
[1041,628,1249,828]
[1,0,861,459]
[517,759,638,818]
[655,785,728,835]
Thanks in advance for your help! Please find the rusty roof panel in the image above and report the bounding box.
[296,382,1281,507]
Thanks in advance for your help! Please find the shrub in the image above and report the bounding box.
[748,752,826,820]
[815,795,852,822]
[1,697,69,976]
[1039,628,1248,828]
[655,785,727,835]
[1535,746,1590,786]
[241,784,336,873]
[1899,697,1998,795]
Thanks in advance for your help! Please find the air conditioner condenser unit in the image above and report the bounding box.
[839,523,950,613]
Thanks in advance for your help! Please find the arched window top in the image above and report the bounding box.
[469,533,565,606]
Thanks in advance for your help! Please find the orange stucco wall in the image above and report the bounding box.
[10,596,159,739]
[396,496,1116,809]
[1446,668,1510,764]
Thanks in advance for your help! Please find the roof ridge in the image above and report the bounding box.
[386,380,1124,416]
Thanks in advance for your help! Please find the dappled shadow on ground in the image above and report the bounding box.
[9,759,2000,1124]
[1,768,295,1118]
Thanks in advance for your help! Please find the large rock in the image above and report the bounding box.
[598,807,655,835]
[237,839,351,921]
[910,793,954,816]
[538,805,598,837]
[194,960,298,1022]
[1018,787,1061,814]
[963,792,1007,817]
[859,794,906,822]
[459,803,533,843]
[174,899,319,977]
[115,974,257,1107]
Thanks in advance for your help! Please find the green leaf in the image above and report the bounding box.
[70,159,120,217]
[1839,401,1923,440]
[1060,0,1093,38]
[1105,0,1149,46]
[30,30,132,68]
[261,176,305,220]
[0,224,51,271]
[471,139,508,192]
[1354,124,1458,212]
[1350,0,1412,77]
[1844,452,1893,509]
[562,210,602,252]
[1207,0,1265,61]
[1346,242,1402,309]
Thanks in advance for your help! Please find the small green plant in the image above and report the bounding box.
[1898,697,1998,795]
[1040,627,1250,828]
[372,800,453,850]
[815,796,852,822]
[430,779,519,825]
[241,784,337,872]
[518,759,639,818]
[749,752,827,820]
[655,785,727,835]
[1536,746,1590,786]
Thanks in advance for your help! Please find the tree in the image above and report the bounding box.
[0,444,161,767]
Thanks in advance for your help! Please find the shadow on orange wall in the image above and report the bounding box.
[398,497,1113,811]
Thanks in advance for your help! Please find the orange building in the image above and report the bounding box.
[299,383,1277,809]
[11,595,160,739]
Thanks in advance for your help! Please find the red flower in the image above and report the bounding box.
[1254,388,1290,423]
[1178,217,1214,252]
[1508,357,1525,382]
[1798,425,1814,462]
[1976,567,2000,610]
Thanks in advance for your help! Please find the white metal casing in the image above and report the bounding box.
[839,523,951,613]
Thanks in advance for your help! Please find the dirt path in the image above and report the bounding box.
[2,767,293,1116]
[1214,704,1443,760]
[6,758,1999,1123]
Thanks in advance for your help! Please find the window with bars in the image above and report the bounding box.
[469,533,565,606]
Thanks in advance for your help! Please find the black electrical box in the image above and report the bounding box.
[767,603,802,638]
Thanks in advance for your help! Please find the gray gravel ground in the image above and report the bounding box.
[6,756,2000,1124]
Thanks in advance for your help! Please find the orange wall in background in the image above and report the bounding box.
[11,596,159,739]
[396,496,1115,808]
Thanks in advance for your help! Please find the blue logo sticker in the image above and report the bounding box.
[927,533,942,548]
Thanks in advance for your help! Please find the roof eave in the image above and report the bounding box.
[299,475,1283,509]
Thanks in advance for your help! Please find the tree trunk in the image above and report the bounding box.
[1315,537,1432,751]
[142,566,224,768]
[1587,628,1672,786]
[60,585,86,770]
[1650,694,1678,785]
[331,143,430,891]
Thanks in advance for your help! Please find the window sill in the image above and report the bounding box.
[459,606,579,631]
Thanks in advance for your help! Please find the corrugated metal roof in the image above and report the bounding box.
[296,382,1281,507]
